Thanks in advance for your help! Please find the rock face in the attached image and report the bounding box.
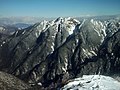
[98,29,120,75]
[0,71,30,90]
[0,25,19,43]
[0,17,120,89]
[0,25,18,35]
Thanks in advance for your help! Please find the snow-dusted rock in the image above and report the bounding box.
[0,17,120,89]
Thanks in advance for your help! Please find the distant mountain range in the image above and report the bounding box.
[0,16,55,25]
[0,14,120,24]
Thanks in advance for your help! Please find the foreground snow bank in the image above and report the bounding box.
[61,75,120,90]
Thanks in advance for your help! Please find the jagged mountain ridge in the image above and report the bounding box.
[0,17,120,89]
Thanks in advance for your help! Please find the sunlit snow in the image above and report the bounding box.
[61,75,120,90]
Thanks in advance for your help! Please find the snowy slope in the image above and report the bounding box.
[61,75,120,90]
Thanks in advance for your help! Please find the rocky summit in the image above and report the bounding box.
[0,17,120,89]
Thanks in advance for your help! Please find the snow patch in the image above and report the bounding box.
[61,75,120,90]
[15,31,18,36]
[2,41,5,44]
[79,19,86,29]
[73,19,80,24]
[90,51,97,56]
[41,20,48,30]
[68,25,75,35]
[37,82,42,86]
[94,29,101,36]
[22,30,26,34]
[61,57,68,72]
[76,39,79,44]
[35,32,39,37]
[51,45,54,51]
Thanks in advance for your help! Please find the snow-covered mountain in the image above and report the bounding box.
[0,16,120,89]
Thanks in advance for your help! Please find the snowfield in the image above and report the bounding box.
[61,75,120,90]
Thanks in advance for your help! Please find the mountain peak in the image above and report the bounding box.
[0,16,120,89]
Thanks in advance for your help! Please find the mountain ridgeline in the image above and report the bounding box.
[0,17,120,89]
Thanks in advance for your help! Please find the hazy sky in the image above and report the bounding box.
[0,0,120,17]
